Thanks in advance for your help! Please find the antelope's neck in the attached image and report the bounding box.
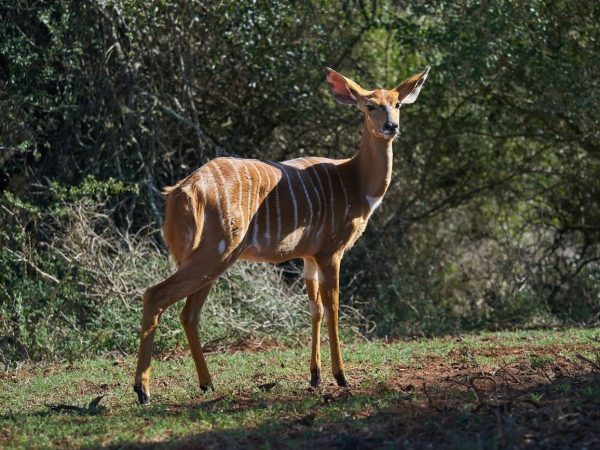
[353,124,394,200]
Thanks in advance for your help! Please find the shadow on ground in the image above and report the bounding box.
[101,348,600,449]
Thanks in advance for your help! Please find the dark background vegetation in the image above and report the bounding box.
[1,0,599,364]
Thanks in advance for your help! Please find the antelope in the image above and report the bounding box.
[133,67,429,404]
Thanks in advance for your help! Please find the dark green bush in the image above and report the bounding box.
[1,1,599,362]
[0,182,316,366]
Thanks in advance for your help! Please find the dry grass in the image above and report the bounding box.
[1,197,364,364]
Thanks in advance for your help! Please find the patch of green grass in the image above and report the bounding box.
[554,380,573,395]
[529,392,544,402]
[1,327,598,449]
[582,384,600,399]
[530,354,555,369]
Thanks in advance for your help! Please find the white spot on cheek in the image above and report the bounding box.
[218,239,226,254]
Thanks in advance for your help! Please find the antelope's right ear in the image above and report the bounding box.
[326,68,363,105]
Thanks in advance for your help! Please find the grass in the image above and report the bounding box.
[1,327,599,449]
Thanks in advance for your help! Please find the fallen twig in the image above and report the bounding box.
[46,396,105,415]
[575,353,600,372]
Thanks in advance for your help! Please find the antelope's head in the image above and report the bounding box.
[326,67,429,140]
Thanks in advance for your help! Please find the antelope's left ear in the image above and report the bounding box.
[395,67,430,104]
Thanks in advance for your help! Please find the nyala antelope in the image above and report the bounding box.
[134,67,429,404]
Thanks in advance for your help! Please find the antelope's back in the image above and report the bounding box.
[162,156,357,265]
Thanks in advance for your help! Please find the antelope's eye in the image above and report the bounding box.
[367,104,376,111]
[395,102,401,109]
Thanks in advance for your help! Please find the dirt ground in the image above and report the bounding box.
[4,339,599,449]
[120,343,600,449]
[301,346,600,449]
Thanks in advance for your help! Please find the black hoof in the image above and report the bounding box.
[310,368,321,387]
[334,373,348,388]
[200,383,215,392]
[133,384,150,405]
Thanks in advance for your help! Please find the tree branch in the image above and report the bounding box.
[139,91,235,159]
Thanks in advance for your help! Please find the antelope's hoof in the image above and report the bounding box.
[310,368,321,387]
[334,373,348,388]
[200,383,215,393]
[133,384,150,405]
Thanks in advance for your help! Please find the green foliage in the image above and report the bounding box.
[0,0,599,362]
[342,0,600,335]
[0,181,137,362]
[50,175,138,203]
[0,180,313,365]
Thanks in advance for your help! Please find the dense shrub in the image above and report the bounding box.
[0,182,326,365]
[0,1,598,362]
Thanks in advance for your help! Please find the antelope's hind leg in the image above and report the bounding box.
[133,240,233,405]
[133,264,212,405]
[180,283,215,392]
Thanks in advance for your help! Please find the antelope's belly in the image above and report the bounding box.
[240,226,319,263]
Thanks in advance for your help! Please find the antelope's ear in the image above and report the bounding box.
[395,67,430,104]
[325,68,365,105]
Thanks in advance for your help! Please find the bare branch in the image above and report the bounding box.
[5,248,60,284]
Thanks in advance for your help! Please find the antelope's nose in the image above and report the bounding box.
[383,121,398,134]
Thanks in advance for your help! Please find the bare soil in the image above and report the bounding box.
[4,339,599,449]
[138,344,600,449]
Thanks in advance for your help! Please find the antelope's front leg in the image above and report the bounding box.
[304,258,324,387]
[306,281,324,387]
[316,254,348,387]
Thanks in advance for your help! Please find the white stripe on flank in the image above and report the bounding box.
[322,165,335,231]
[250,161,261,247]
[241,163,253,239]
[278,163,297,234]
[333,164,349,219]
[211,161,230,233]
[258,163,271,245]
[272,164,282,243]
[309,163,328,238]
[303,160,322,237]
[229,159,245,233]
[205,164,223,224]
[295,166,313,230]
[287,158,318,231]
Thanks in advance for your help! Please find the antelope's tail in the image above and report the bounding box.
[162,183,205,266]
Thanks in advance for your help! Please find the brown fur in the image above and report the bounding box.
[162,183,205,266]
